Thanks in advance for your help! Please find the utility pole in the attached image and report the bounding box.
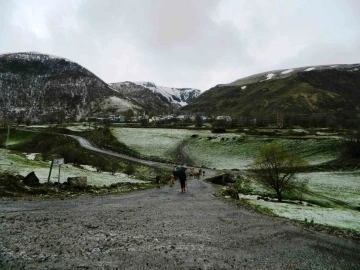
[5,124,10,158]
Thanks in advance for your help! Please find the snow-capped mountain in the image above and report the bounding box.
[110,81,201,113]
[132,81,201,106]
[0,52,141,122]
[184,63,360,118]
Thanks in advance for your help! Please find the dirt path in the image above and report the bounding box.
[69,134,174,170]
[69,134,219,178]
[171,139,195,166]
[1,178,360,269]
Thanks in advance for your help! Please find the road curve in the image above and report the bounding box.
[69,134,220,177]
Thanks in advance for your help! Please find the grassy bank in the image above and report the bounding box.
[111,127,340,169]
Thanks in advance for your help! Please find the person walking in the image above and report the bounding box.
[173,165,187,192]
[179,169,187,192]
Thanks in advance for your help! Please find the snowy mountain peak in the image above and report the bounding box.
[111,81,201,107]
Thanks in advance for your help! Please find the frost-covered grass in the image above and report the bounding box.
[26,125,49,128]
[65,124,95,132]
[111,128,210,161]
[186,136,338,169]
[111,128,339,170]
[0,149,146,186]
[25,124,94,132]
[299,171,360,206]
[241,170,360,231]
[249,200,360,231]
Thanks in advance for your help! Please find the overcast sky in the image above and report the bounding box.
[1,0,359,91]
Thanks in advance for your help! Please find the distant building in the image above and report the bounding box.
[215,115,232,122]
[131,116,139,122]
[115,115,125,122]
[176,115,189,121]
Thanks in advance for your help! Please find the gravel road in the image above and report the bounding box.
[68,135,219,177]
[1,178,359,270]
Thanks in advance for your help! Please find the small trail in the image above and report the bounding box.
[171,138,195,165]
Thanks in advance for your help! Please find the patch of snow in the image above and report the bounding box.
[238,194,258,200]
[100,96,140,110]
[25,153,39,160]
[304,67,315,72]
[281,69,293,74]
[292,128,308,133]
[27,125,49,128]
[265,73,275,80]
[79,165,98,172]
[241,86,247,89]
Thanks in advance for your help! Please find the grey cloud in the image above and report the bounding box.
[0,0,359,90]
[149,0,219,48]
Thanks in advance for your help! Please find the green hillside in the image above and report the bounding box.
[183,68,360,119]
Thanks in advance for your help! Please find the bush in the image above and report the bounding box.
[124,163,135,175]
[212,128,226,133]
[339,129,360,158]
[0,172,27,195]
[234,176,253,194]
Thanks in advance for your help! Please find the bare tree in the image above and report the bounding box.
[252,143,307,202]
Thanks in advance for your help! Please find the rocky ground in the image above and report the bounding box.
[1,177,359,270]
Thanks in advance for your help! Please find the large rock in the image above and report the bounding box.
[23,171,40,186]
[67,176,87,187]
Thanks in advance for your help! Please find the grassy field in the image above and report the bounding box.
[111,127,211,162]
[111,127,339,169]
[111,127,360,232]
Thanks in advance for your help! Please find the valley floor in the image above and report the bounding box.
[1,178,359,269]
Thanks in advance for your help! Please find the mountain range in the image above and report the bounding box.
[1,51,360,124]
[0,52,199,123]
